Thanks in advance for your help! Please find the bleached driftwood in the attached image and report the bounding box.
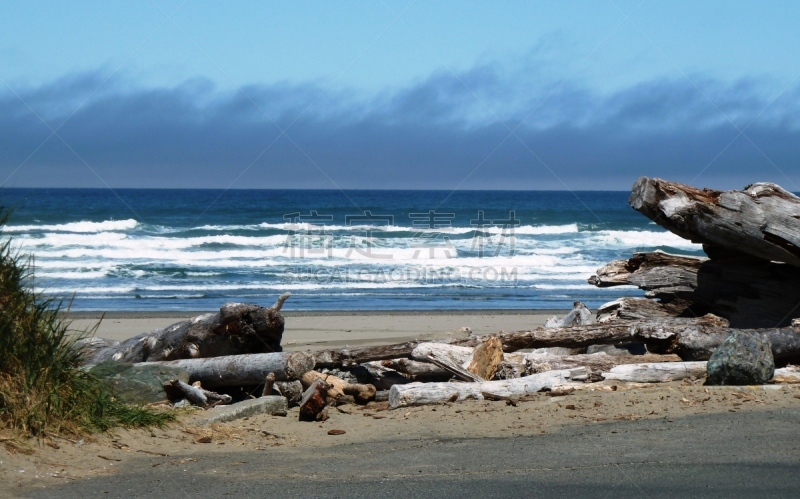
[543,301,593,328]
[87,294,291,364]
[771,366,800,384]
[388,368,589,408]
[601,361,708,383]
[162,379,233,407]
[524,352,682,379]
[137,351,314,388]
[630,177,800,267]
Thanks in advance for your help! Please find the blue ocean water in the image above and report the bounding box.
[0,188,704,312]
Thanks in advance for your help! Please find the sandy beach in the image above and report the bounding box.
[3,308,799,496]
[65,310,566,350]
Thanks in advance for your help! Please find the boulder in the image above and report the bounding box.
[706,331,775,385]
[90,361,190,404]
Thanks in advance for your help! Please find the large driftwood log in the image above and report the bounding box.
[388,368,588,408]
[137,351,314,388]
[590,251,800,327]
[601,361,708,383]
[630,177,800,266]
[87,294,291,364]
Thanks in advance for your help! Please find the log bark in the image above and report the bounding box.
[630,177,800,266]
[388,368,588,408]
[137,351,314,388]
[299,378,329,421]
[466,337,504,380]
[86,294,291,364]
[601,361,708,383]
[590,251,800,327]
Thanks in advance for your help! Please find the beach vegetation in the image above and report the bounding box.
[0,208,173,437]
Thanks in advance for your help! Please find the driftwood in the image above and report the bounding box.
[466,337,504,380]
[590,251,800,327]
[314,315,728,369]
[262,372,276,397]
[601,361,708,383]
[388,368,588,408]
[162,379,233,407]
[632,322,800,363]
[299,378,329,421]
[630,177,800,266]
[379,358,450,378]
[525,353,682,376]
[301,370,377,404]
[772,366,800,383]
[137,351,314,388]
[87,294,291,364]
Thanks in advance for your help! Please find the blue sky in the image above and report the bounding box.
[1,1,799,190]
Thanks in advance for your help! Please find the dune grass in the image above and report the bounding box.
[0,209,173,436]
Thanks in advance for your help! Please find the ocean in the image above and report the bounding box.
[0,188,703,312]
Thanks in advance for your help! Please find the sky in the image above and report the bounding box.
[1,0,800,190]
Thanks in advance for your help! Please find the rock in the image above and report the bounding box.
[90,362,190,404]
[706,331,775,385]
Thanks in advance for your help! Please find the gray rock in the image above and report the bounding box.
[195,396,288,424]
[90,361,190,404]
[706,331,775,385]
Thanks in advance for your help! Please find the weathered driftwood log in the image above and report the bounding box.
[301,369,377,404]
[423,352,485,382]
[162,379,233,407]
[388,368,588,408]
[379,358,450,378]
[595,297,691,323]
[314,315,727,368]
[299,378,329,421]
[137,351,314,388]
[590,251,800,327]
[601,361,708,383]
[630,177,800,266]
[87,294,291,364]
[524,353,682,376]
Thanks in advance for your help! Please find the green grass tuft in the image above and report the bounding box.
[0,207,173,436]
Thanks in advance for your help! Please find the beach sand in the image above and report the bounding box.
[5,310,800,494]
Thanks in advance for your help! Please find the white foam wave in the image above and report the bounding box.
[3,219,138,233]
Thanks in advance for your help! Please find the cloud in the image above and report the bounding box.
[1,64,799,191]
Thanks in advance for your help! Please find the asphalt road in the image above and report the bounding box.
[21,408,800,498]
